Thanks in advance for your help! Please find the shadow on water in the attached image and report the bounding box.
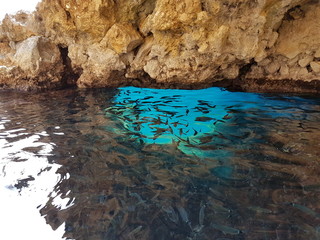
[1,87,320,240]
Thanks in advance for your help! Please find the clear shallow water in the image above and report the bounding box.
[0,87,320,240]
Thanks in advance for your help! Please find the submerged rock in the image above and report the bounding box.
[0,0,320,92]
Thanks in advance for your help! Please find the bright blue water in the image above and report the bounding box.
[0,87,320,240]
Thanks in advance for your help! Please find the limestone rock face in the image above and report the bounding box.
[0,0,320,92]
[0,35,65,91]
[104,23,143,54]
[310,61,320,73]
[0,11,37,42]
[13,36,61,74]
[69,44,126,88]
[246,2,320,87]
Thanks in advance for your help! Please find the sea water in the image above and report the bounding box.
[0,87,320,240]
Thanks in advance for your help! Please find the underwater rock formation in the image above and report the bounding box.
[0,0,320,92]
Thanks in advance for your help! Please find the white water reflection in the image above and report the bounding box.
[0,118,69,240]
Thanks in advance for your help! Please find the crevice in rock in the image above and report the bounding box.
[58,45,80,88]
[66,11,71,21]
[239,59,257,77]
[306,64,312,73]
[230,59,257,91]
[200,0,206,11]
[275,3,306,37]
[283,5,303,21]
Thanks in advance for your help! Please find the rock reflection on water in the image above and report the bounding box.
[1,87,320,240]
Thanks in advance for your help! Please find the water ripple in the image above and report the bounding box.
[0,87,320,239]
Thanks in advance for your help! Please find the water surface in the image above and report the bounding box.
[0,87,320,240]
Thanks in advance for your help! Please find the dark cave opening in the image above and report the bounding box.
[58,45,81,87]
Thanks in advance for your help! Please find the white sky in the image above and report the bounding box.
[0,0,41,20]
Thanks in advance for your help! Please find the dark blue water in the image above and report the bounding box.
[1,87,320,240]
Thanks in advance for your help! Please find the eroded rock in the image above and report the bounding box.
[0,11,36,42]
[13,36,58,74]
[69,44,126,88]
[0,0,320,92]
[246,2,320,86]
[310,61,320,73]
[103,23,143,54]
[0,36,65,90]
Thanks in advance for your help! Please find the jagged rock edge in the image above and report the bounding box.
[0,0,320,92]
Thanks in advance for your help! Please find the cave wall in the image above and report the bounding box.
[0,0,320,92]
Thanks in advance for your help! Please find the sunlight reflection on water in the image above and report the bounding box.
[0,108,70,240]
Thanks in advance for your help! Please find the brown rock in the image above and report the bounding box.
[104,23,143,54]
[1,0,320,92]
[0,36,65,90]
[279,64,289,76]
[310,61,320,73]
[266,62,280,75]
[276,4,320,62]
[126,36,154,79]
[0,11,37,42]
[298,55,313,68]
[70,44,126,88]
[13,36,61,75]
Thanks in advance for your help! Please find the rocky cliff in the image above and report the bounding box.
[0,0,320,92]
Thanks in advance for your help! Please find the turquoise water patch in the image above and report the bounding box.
[104,86,305,158]
[105,87,264,157]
